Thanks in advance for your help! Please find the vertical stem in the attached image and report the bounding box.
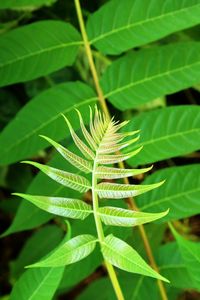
[74,1,168,300]
[92,155,125,300]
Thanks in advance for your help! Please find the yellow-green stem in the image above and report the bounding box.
[92,151,124,300]
[74,1,168,300]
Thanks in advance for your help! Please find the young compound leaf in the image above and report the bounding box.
[96,181,164,199]
[13,193,92,220]
[28,235,97,268]
[95,165,152,179]
[22,161,91,193]
[87,0,200,55]
[40,135,93,173]
[102,235,169,282]
[98,207,169,227]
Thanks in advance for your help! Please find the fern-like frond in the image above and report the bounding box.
[40,135,92,173]
[22,161,91,193]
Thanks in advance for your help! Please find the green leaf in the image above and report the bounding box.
[23,161,91,193]
[0,0,56,9]
[101,43,200,110]
[170,224,200,286]
[125,105,200,165]
[87,0,200,55]
[96,181,164,199]
[63,114,95,160]
[98,206,168,227]
[10,267,64,300]
[59,250,102,291]
[0,82,97,165]
[0,21,81,87]
[102,234,168,282]
[11,225,64,280]
[96,147,143,164]
[95,165,152,179]
[137,164,200,222]
[28,235,97,268]
[13,193,92,220]
[158,242,200,290]
[40,135,93,173]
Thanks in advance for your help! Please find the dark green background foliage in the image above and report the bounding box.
[0,0,200,299]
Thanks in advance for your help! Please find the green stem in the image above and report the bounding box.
[92,154,125,300]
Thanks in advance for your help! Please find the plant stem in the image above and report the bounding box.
[74,1,168,300]
[92,153,125,300]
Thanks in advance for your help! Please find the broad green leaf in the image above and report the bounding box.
[87,0,200,55]
[0,82,97,165]
[0,21,81,87]
[170,224,200,286]
[28,235,97,268]
[101,43,200,110]
[14,193,92,220]
[98,206,168,227]
[40,135,93,173]
[158,242,200,290]
[125,106,200,165]
[96,181,164,199]
[95,165,152,179]
[102,234,168,282]
[23,161,91,193]
[0,0,56,9]
[11,225,64,280]
[10,267,64,300]
[137,164,200,222]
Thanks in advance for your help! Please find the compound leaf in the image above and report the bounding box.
[28,235,97,268]
[87,0,200,55]
[13,193,92,220]
[102,235,168,282]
